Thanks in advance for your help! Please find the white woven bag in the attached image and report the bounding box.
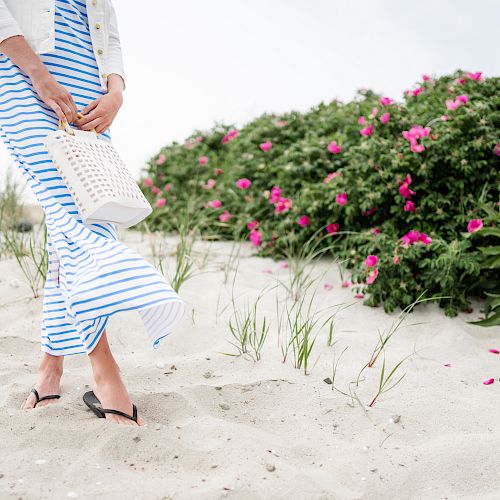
[43,119,152,228]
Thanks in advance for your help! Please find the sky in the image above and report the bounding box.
[1,0,499,203]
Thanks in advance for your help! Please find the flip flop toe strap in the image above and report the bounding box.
[100,404,138,423]
[31,388,61,408]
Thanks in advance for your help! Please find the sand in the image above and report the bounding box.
[1,226,499,500]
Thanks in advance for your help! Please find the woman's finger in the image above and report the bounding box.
[82,98,100,115]
[96,122,110,134]
[65,93,78,123]
[47,99,65,122]
[79,117,103,131]
[74,108,100,127]
[58,99,74,123]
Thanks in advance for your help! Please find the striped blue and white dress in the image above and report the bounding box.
[0,0,186,356]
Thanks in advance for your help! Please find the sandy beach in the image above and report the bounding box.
[1,227,499,500]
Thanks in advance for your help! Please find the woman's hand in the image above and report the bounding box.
[0,35,78,123]
[74,91,123,134]
[31,70,79,123]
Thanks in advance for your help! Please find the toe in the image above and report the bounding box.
[22,393,36,410]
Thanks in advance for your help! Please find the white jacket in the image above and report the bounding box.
[0,0,125,91]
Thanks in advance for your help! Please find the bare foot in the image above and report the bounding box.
[88,329,145,427]
[22,353,63,410]
[93,372,145,427]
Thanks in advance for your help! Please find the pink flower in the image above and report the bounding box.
[336,192,347,206]
[483,378,495,386]
[372,227,381,235]
[199,156,209,166]
[151,186,161,196]
[326,223,339,235]
[155,198,166,208]
[366,268,379,285]
[455,78,466,85]
[249,229,262,247]
[467,219,483,233]
[323,172,340,183]
[402,125,430,153]
[365,255,378,267]
[327,141,342,154]
[202,179,216,190]
[195,135,203,143]
[164,183,172,192]
[247,220,259,231]
[412,87,424,97]
[380,112,391,124]
[422,74,431,81]
[219,210,231,222]
[156,154,166,165]
[143,177,153,187]
[466,71,482,81]
[360,124,374,137]
[298,215,310,227]
[495,143,500,157]
[324,283,333,291]
[358,116,366,125]
[274,197,292,214]
[393,256,400,264]
[400,230,432,247]
[354,293,365,299]
[236,178,252,190]
[206,199,222,209]
[398,174,416,199]
[260,141,272,152]
[221,129,239,144]
[404,200,416,212]
[214,168,224,175]
[268,186,281,204]
[276,120,288,127]
[370,107,379,118]
[420,233,432,245]
[446,95,468,110]
[488,349,500,355]
[342,281,351,288]
[380,96,393,106]
[440,115,449,121]
[410,143,425,153]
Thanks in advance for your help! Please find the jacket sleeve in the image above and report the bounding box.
[106,1,126,90]
[0,0,24,45]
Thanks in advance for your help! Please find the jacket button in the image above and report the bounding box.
[101,72,107,79]
[97,49,104,55]
[92,0,97,5]
[95,23,101,30]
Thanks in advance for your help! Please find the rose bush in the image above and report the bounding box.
[141,71,500,318]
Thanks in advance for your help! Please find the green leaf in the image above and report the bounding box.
[469,311,500,327]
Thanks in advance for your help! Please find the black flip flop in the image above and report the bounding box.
[83,390,138,423]
[31,388,61,408]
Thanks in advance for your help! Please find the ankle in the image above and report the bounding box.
[92,362,121,385]
[38,354,63,378]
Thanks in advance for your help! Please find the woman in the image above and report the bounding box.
[0,0,185,426]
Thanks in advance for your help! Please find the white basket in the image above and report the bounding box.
[43,120,152,228]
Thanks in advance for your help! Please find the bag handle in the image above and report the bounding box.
[58,112,98,135]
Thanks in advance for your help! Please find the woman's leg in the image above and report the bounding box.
[88,329,145,426]
[22,353,64,409]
